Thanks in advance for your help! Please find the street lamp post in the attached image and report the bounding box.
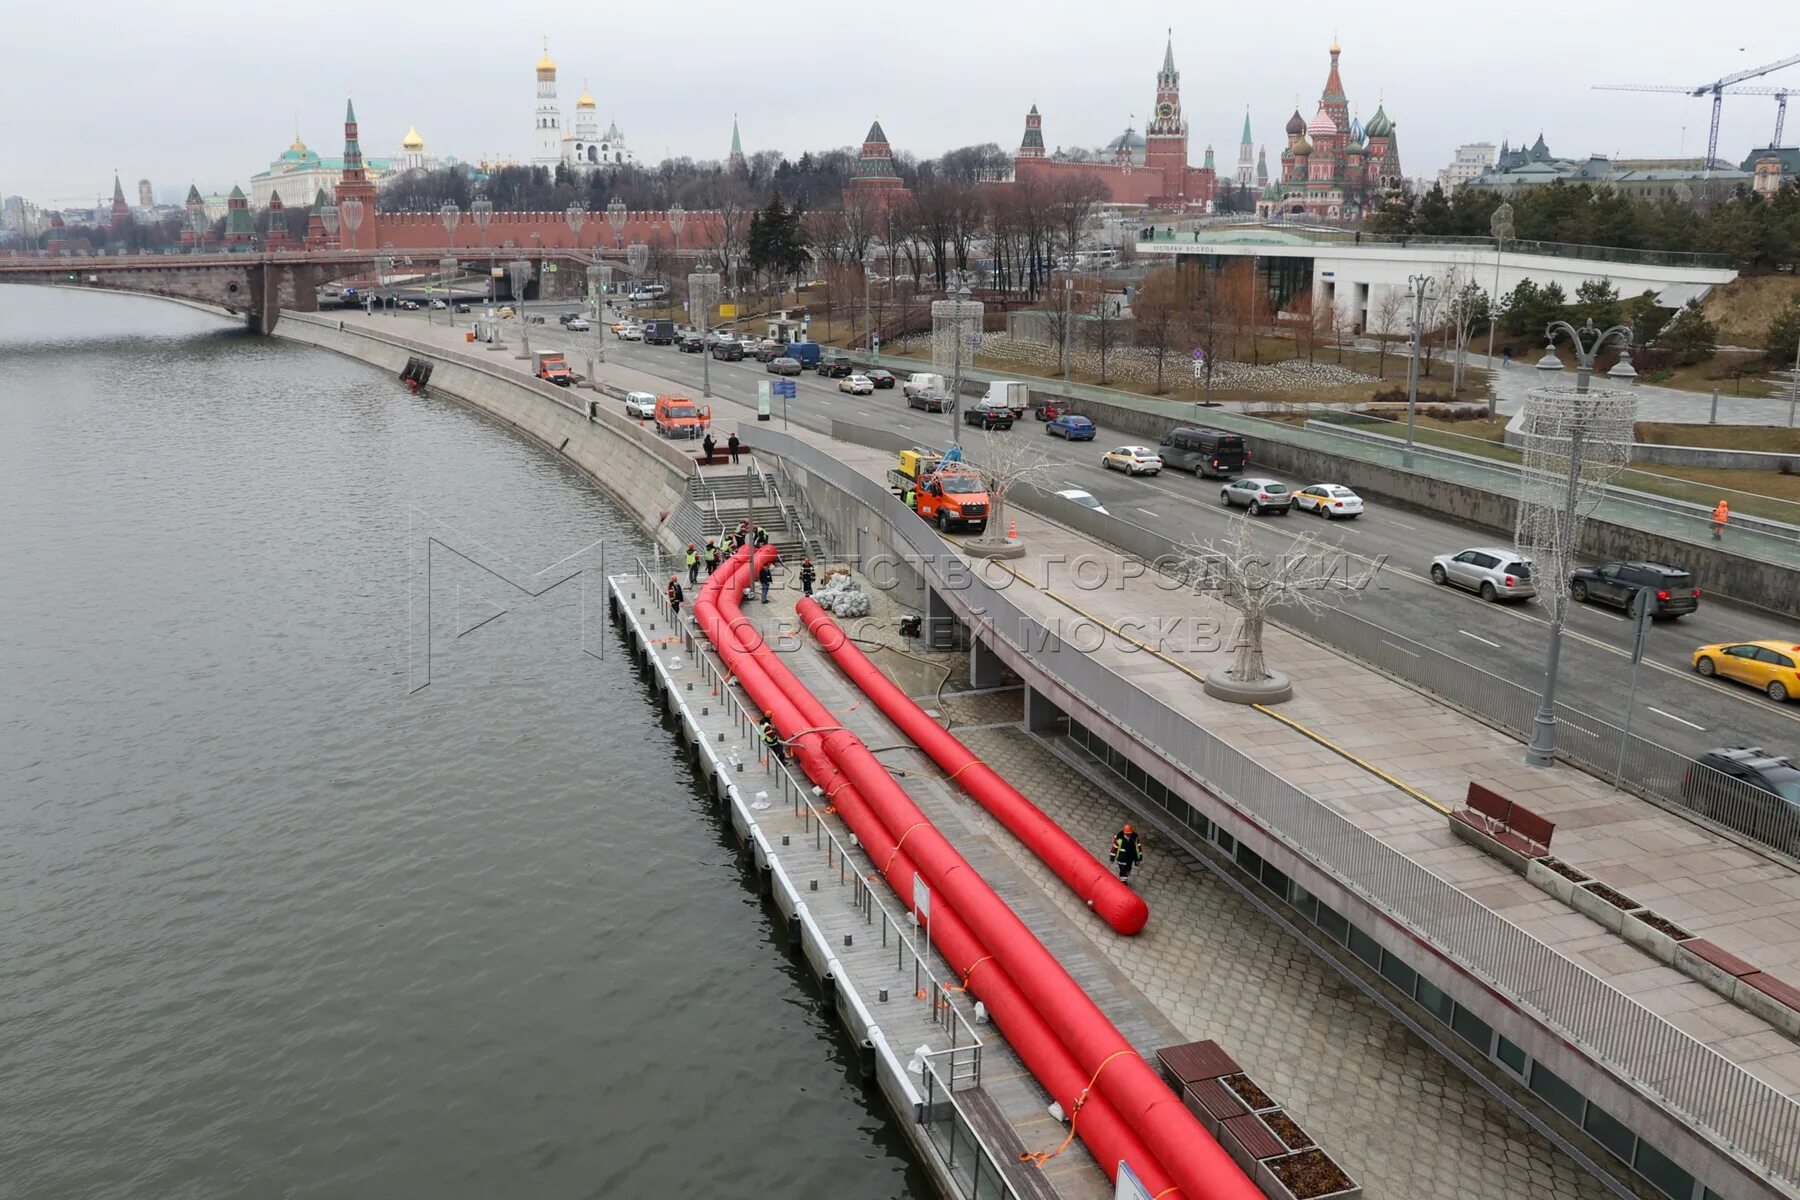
[320,203,339,252]
[1404,273,1439,449]
[379,243,395,315]
[566,201,586,251]
[668,202,685,263]
[586,261,612,385]
[1484,201,1514,417]
[864,252,875,361]
[470,198,494,306]
[190,206,209,255]
[1523,319,1638,769]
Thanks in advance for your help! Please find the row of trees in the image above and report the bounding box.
[1371,179,1800,273]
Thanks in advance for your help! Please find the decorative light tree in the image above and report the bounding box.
[964,430,1058,558]
[510,256,534,360]
[1519,320,1638,766]
[605,197,627,249]
[1184,516,1356,705]
[930,285,983,445]
[565,201,586,250]
[688,258,721,398]
[470,197,494,305]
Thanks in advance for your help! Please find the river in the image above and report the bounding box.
[0,286,929,1199]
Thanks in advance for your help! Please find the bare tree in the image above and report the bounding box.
[1330,301,1356,365]
[1370,289,1405,379]
[1086,284,1123,384]
[1050,173,1109,265]
[1183,516,1355,688]
[1133,267,1189,394]
[1442,273,1486,401]
[968,430,1060,549]
[1416,276,1447,379]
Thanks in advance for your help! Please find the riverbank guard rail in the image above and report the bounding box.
[851,348,1800,563]
[744,429,1800,1192]
[626,558,1021,1198]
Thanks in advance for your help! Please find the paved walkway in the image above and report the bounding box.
[1478,351,1797,425]
[957,719,1611,1200]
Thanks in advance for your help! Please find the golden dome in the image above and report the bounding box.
[536,38,555,72]
[1330,35,1341,54]
[401,124,424,149]
[576,81,596,108]
[288,135,308,153]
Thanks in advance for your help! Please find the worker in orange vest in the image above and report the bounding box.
[1712,499,1729,541]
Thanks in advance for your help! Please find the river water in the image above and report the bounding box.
[0,288,929,1199]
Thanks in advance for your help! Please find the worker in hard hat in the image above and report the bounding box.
[685,543,700,584]
[1712,499,1729,541]
[1110,823,1144,884]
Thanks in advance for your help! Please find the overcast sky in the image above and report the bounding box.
[5,0,1794,205]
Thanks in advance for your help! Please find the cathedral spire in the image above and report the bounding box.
[1241,110,1252,145]
[1161,28,1175,77]
[730,114,743,159]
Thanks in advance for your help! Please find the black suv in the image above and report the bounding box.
[678,334,706,353]
[1682,746,1800,850]
[711,340,744,361]
[1569,560,1700,618]
[558,312,584,326]
[819,355,854,378]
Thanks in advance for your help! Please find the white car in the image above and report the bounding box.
[1292,483,1365,519]
[617,324,644,341]
[565,316,590,331]
[429,298,448,310]
[1100,445,1163,476]
[624,391,657,418]
[1055,488,1109,515]
[839,374,875,395]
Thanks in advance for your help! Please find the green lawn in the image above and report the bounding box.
[1635,423,1800,452]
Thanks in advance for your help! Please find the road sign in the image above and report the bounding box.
[1629,587,1655,664]
[1192,361,1205,380]
[1114,1161,1152,1200]
[1192,347,1206,359]
[772,380,797,399]
[544,262,557,272]
[720,303,736,319]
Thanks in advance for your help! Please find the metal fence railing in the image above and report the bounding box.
[852,347,1800,567]
[919,1048,1023,1200]
[746,429,1800,1189]
[623,559,986,1074]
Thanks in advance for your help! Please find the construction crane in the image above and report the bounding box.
[1594,84,1794,157]
[1594,53,1800,169]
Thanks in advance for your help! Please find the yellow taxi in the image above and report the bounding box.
[498,306,517,319]
[1693,639,1800,702]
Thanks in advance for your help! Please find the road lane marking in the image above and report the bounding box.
[1382,640,1420,658]
[1136,507,1158,517]
[1385,518,1420,530]
[1648,707,1706,731]
[1559,720,1600,738]
[1459,630,1501,649]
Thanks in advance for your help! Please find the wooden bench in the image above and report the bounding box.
[954,1085,1063,1200]
[1448,783,1556,873]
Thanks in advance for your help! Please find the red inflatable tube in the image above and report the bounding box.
[711,551,1260,1200]
[795,598,1148,936]
[696,551,1179,1195]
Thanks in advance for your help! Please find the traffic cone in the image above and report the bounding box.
[1008,518,1018,540]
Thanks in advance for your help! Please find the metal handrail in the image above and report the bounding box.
[624,557,986,1064]
[918,1049,1024,1200]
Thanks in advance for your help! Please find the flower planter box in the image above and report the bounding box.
[1447,812,1532,874]
[1732,973,1800,1039]
[1673,938,1758,997]
[1524,856,1589,905]
[1569,880,1642,935]
[1256,1149,1363,1200]
[1618,910,1692,966]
